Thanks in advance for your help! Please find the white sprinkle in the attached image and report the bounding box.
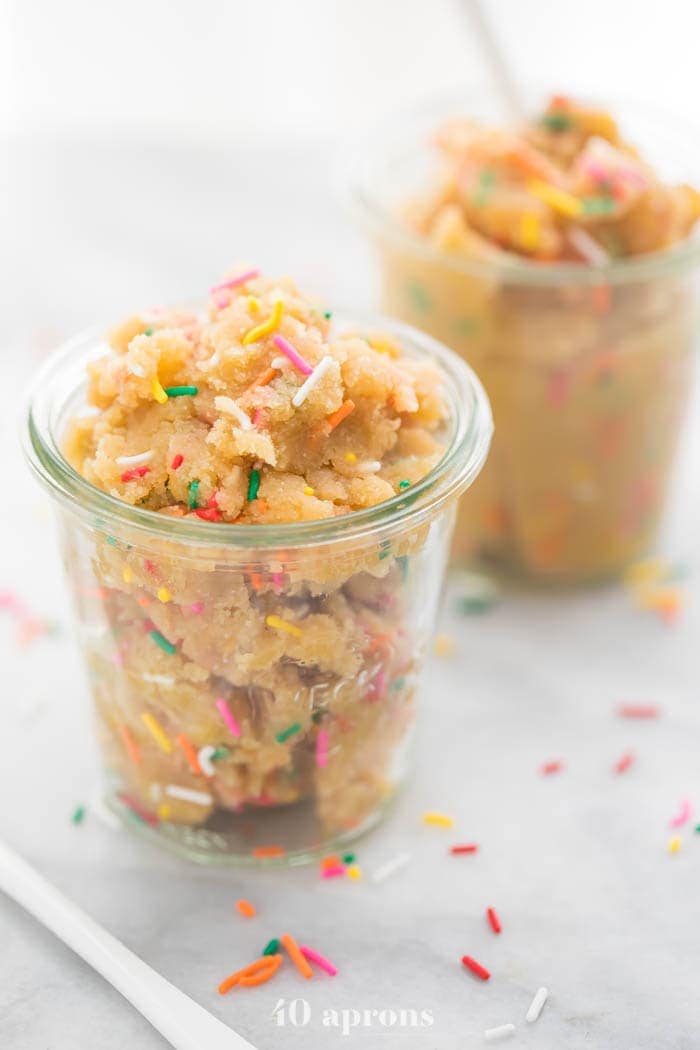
[165,785,214,806]
[371,851,411,884]
[526,987,548,1023]
[355,460,382,474]
[270,355,290,370]
[292,355,335,408]
[198,745,217,777]
[76,406,101,419]
[115,450,154,467]
[484,1023,516,1042]
[567,225,609,266]
[141,673,175,686]
[127,361,147,377]
[214,395,252,430]
[149,783,163,802]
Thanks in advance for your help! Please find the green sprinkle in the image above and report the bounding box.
[262,938,280,956]
[379,539,392,560]
[473,168,495,207]
[541,112,571,132]
[247,468,261,502]
[342,853,355,865]
[405,279,432,315]
[144,327,154,336]
[398,480,411,491]
[458,595,497,616]
[582,196,616,216]
[71,805,86,825]
[453,316,480,337]
[211,746,230,761]
[106,535,118,547]
[390,676,406,692]
[164,385,198,397]
[397,554,409,582]
[323,310,332,320]
[150,629,177,655]
[188,479,200,509]
[276,722,301,744]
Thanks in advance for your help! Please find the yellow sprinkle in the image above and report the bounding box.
[122,566,133,584]
[157,587,172,603]
[248,296,260,314]
[140,712,173,753]
[157,803,172,821]
[242,300,284,345]
[527,178,583,218]
[519,211,540,251]
[624,558,667,589]
[265,614,302,638]
[151,377,168,404]
[434,633,455,657]
[668,835,682,854]
[423,811,454,828]
[344,452,357,464]
[303,486,315,496]
[346,864,363,880]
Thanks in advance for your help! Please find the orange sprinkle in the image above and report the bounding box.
[236,898,257,918]
[247,366,277,392]
[321,854,342,870]
[218,953,282,994]
[252,845,286,858]
[176,733,202,775]
[280,933,313,979]
[136,595,151,608]
[592,284,612,315]
[119,725,141,765]
[325,399,355,433]
[249,571,264,592]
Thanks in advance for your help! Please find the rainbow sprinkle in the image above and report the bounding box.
[316,729,329,768]
[188,480,200,509]
[164,385,198,397]
[242,300,284,345]
[140,711,173,753]
[262,938,280,956]
[247,469,261,501]
[265,614,302,638]
[151,377,168,404]
[422,811,454,828]
[216,698,241,738]
[275,722,301,744]
[210,268,260,294]
[149,630,177,655]
[292,355,335,407]
[272,334,312,375]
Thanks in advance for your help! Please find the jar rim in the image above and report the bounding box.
[344,87,700,288]
[23,308,493,550]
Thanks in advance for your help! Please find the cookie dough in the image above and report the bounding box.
[373,96,700,581]
[64,271,448,846]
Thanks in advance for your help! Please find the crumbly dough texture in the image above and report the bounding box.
[65,272,447,839]
[379,96,700,581]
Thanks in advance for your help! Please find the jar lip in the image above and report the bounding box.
[344,87,700,288]
[23,308,493,550]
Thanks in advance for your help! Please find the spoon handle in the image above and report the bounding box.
[0,838,256,1050]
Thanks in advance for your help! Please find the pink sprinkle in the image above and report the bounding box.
[547,369,571,407]
[321,865,345,879]
[540,760,564,775]
[210,268,260,295]
[273,334,312,375]
[0,590,20,611]
[252,408,263,428]
[117,792,158,826]
[316,729,329,768]
[613,751,635,774]
[216,698,241,738]
[189,602,204,614]
[214,293,230,310]
[618,704,659,719]
[299,944,338,976]
[271,571,284,593]
[369,671,388,702]
[669,798,692,829]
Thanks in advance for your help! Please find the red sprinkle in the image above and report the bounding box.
[614,751,635,774]
[170,453,184,470]
[540,760,564,775]
[618,704,659,719]
[451,844,479,855]
[120,466,151,483]
[461,955,490,981]
[486,907,501,934]
[117,792,158,826]
[195,508,223,522]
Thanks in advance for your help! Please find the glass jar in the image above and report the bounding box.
[349,93,700,583]
[24,313,492,865]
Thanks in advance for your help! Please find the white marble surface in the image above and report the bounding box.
[2,135,700,1049]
